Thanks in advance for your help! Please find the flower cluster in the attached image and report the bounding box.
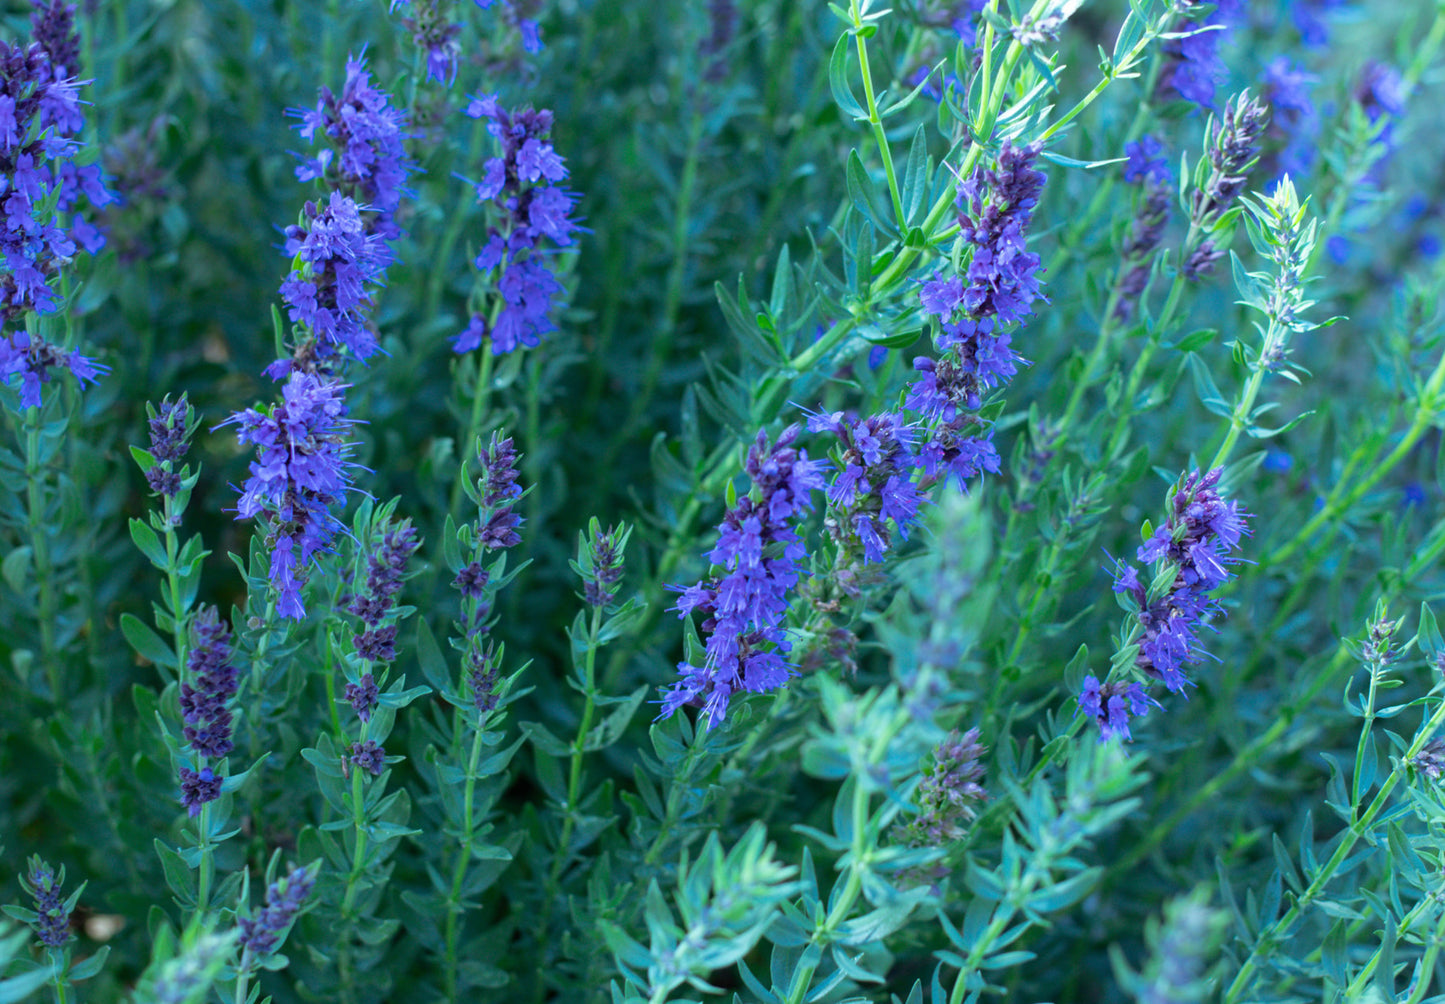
[663,425,827,727]
[453,95,579,356]
[1078,676,1155,743]
[0,331,105,410]
[908,141,1046,492]
[0,30,112,326]
[178,607,240,815]
[477,0,544,53]
[223,371,355,620]
[578,522,627,608]
[1088,469,1251,741]
[1184,91,1267,280]
[1157,15,1229,110]
[389,0,463,86]
[451,434,526,711]
[1123,135,1170,186]
[348,739,387,776]
[895,728,988,848]
[1190,92,1268,228]
[1259,58,1318,180]
[20,856,72,948]
[349,518,420,668]
[144,394,194,498]
[274,191,393,370]
[807,409,924,564]
[238,863,315,966]
[294,55,412,238]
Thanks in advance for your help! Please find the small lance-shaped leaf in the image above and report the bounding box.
[122,613,178,669]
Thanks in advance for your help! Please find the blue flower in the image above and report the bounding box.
[1123,135,1171,185]
[453,98,580,356]
[222,372,356,620]
[1079,675,1155,743]
[663,425,826,727]
[1109,469,1251,698]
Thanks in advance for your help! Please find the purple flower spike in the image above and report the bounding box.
[452,97,579,356]
[662,425,826,727]
[239,864,316,965]
[294,54,413,235]
[0,332,107,409]
[1079,674,1156,743]
[22,856,73,948]
[222,372,356,620]
[1110,469,1251,699]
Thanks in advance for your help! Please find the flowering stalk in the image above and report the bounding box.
[421,432,531,1002]
[232,860,317,1004]
[1224,633,1445,1004]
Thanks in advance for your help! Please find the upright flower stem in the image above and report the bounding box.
[23,408,60,699]
[442,716,487,1003]
[447,348,495,522]
[534,604,604,1004]
[850,0,905,228]
[1224,696,1445,1004]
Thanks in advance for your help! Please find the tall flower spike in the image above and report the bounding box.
[20,856,73,948]
[238,864,316,967]
[1111,468,1251,696]
[663,425,826,728]
[294,54,413,238]
[349,517,420,664]
[1190,91,1268,230]
[275,190,393,369]
[452,96,579,356]
[221,371,356,620]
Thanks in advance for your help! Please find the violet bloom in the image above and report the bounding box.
[476,0,544,52]
[1111,468,1251,695]
[349,739,387,776]
[0,331,106,409]
[663,425,827,728]
[1188,91,1267,239]
[239,864,315,965]
[1115,181,1173,323]
[391,0,463,85]
[952,141,1048,325]
[1157,18,1227,110]
[345,672,379,722]
[453,96,579,355]
[222,371,356,620]
[808,409,925,563]
[0,38,112,322]
[180,607,240,762]
[22,856,72,948]
[349,518,420,663]
[1259,58,1318,179]
[293,54,413,239]
[1078,674,1156,743]
[276,191,392,367]
[145,394,193,497]
[178,606,240,815]
[1123,135,1171,186]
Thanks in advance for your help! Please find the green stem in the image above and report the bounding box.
[443,719,487,1003]
[447,349,495,523]
[1225,696,1445,1004]
[851,1,906,228]
[24,408,60,699]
